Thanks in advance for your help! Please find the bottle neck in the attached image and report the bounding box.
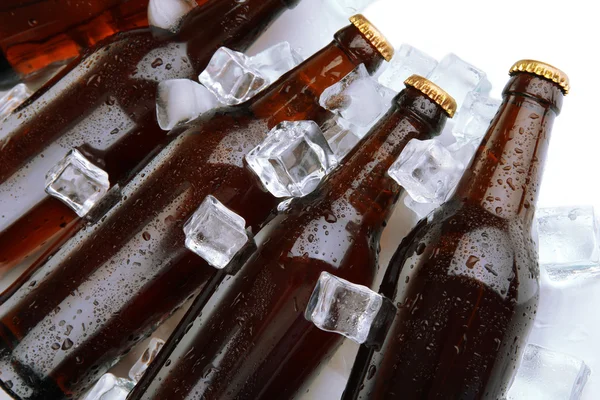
[452,73,564,226]
[250,24,384,128]
[321,87,448,230]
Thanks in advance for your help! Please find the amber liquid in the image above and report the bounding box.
[0,0,149,79]
[343,73,564,400]
[128,86,449,400]
[0,0,296,283]
[0,23,378,400]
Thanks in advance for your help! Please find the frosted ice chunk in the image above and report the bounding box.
[45,149,110,217]
[428,53,491,109]
[536,206,600,281]
[184,195,249,269]
[246,120,337,198]
[388,139,464,204]
[156,79,218,130]
[453,92,501,144]
[147,0,197,33]
[305,272,386,344]
[321,117,361,160]
[128,337,165,382]
[249,42,303,83]
[507,344,591,400]
[320,64,396,128]
[335,0,377,14]
[199,47,268,106]
[378,45,438,92]
[82,373,134,400]
[0,83,32,121]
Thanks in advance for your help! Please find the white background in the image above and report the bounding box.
[2,0,599,399]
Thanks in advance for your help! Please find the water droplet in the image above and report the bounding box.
[307,234,315,243]
[51,343,60,351]
[142,232,151,241]
[62,338,74,350]
[324,212,337,223]
[28,19,38,27]
[110,128,119,135]
[529,113,540,119]
[466,256,479,269]
[151,58,164,68]
[416,243,426,255]
[367,364,377,380]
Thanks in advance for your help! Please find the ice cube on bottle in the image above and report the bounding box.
[156,79,218,130]
[81,373,134,400]
[452,92,501,144]
[321,116,361,160]
[147,0,197,33]
[246,120,337,198]
[378,44,438,92]
[184,195,249,269]
[128,337,165,382]
[249,42,304,83]
[0,83,32,121]
[45,149,110,217]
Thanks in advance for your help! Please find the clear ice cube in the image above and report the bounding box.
[452,92,501,144]
[403,194,438,220]
[81,373,135,400]
[249,42,303,83]
[536,206,600,281]
[184,195,249,269]
[156,79,218,131]
[388,139,464,204]
[128,337,165,382]
[305,272,383,344]
[378,44,438,92]
[147,0,197,33]
[321,117,361,160]
[320,64,396,128]
[199,47,268,106]
[0,83,32,121]
[507,344,591,400]
[45,149,110,217]
[428,53,492,109]
[246,120,337,198]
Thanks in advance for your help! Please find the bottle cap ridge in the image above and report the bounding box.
[349,14,394,62]
[404,75,457,118]
[509,59,569,94]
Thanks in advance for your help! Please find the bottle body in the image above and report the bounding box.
[0,0,295,281]
[345,71,564,400]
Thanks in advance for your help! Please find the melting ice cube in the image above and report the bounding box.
[128,337,165,382]
[378,45,438,92]
[507,344,591,400]
[305,272,393,345]
[536,206,600,281]
[45,149,110,217]
[184,195,249,269]
[0,83,32,121]
[147,0,197,33]
[249,42,303,83]
[320,64,396,128]
[321,116,361,160]
[156,79,218,130]
[428,53,491,109]
[453,92,501,144]
[403,194,438,220]
[388,139,464,204]
[246,120,337,198]
[81,373,134,400]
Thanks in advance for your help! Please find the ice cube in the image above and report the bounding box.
[0,83,32,121]
[428,53,492,109]
[453,92,501,144]
[246,120,337,198]
[249,42,303,83]
[388,139,464,204]
[378,45,438,92]
[320,64,396,128]
[45,149,110,217]
[184,195,249,269]
[334,0,377,14]
[507,344,591,400]
[82,373,134,400]
[199,47,268,106]
[147,0,197,33]
[305,272,389,344]
[128,337,165,382]
[403,195,439,220]
[321,117,361,160]
[156,79,218,131]
[536,206,600,281]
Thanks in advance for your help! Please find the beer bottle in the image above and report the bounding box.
[127,75,456,400]
[342,60,568,400]
[0,0,299,281]
[0,0,150,87]
[0,16,388,400]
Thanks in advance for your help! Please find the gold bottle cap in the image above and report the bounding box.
[509,59,570,94]
[404,75,457,118]
[349,14,394,62]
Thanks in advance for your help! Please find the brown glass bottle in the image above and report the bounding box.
[342,61,568,400]
[0,0,299,283]
[127,76,454,400]
[0,0,150,86]
[0,18,386,400]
